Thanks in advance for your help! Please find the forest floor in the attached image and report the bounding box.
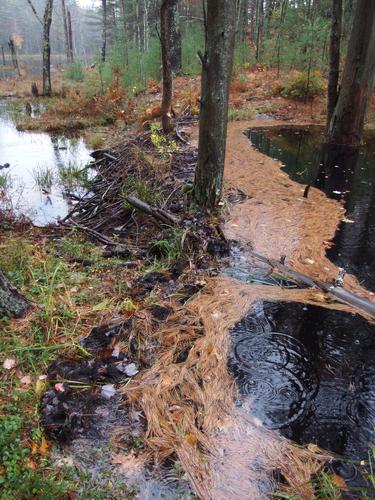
[1,67,375,497]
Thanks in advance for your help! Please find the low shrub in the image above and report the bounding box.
[66,61,85,82]
[275,71,324,100]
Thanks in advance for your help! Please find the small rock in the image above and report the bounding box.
[101,384,116,399]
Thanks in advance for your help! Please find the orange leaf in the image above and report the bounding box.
[39,437,49,456]
[331,474,348,490]
[184,434,197,446]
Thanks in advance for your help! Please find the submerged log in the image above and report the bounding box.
[0,270,30,318]
[251,251,375,318]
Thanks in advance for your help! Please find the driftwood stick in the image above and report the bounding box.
[251,251,375,318]
[125,195,180,226]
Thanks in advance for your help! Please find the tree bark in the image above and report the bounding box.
[193,0,237,209]
[160,0,174,134]
[42,0,53,96]
[0,270,30,319]
[326,0,342,130]
[326,0,375,146]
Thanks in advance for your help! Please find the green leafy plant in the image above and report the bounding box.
[150,123,181,155]
[276,71,324,101]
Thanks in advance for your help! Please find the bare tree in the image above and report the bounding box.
[327,0,375,146]
[101,0,107,62]
[61,0,73,63]
[25,0,54,96]
[160,0,175,133]
[193,0,237,209]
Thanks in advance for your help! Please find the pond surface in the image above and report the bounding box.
[227,126,375,494]
[0,101,91,226]
[247,126,375,292]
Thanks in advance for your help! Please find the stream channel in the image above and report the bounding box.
[227,126,375,495]
[0,101,92,226]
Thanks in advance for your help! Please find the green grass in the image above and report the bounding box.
[32,165,54,192]
[58,162,91,190]
[0,172,11,191]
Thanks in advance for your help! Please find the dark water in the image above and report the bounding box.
[229,300,375,492]
[227,127,375,493]
[247,126,375,292]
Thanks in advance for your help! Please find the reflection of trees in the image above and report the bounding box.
[315,143,375,290]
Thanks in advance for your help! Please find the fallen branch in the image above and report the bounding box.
[251,251,375,319]
[59,220,117,246]
[125,195,181,226]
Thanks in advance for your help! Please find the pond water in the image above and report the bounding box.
[227,126,375,494]
[0,101,92,226]
[247,126,375,292]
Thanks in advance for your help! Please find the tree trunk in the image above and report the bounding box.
[0,270,30,319]
[101,0,107,62]
[326,0,375,146]
[42,0,53,97]
[326,0,342,130]
[193,0,237,209]
[170,0,182,76]
[61,0,70,63]
[8,38,21,77]
[1,46,5,66]
[160,0,174,134]
[67,9,74,62]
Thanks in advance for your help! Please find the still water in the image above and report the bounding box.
[228,127,375,494]
[0,102,91,226]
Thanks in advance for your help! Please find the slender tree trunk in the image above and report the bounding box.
[42,0,53,96]
[119,0,129,66]
[67,9,74,62]
[0,270,30,319]
[327,0,375,146]
[8,38,21,77]
[101,0,107,62]
[61,0,70,63]
[160,0,174,134]
[1,46,5,66]
[170,0,182,76]
[326,0,342,130]
[193,0,237,209]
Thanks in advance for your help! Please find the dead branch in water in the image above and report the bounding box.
[251,251,375,319]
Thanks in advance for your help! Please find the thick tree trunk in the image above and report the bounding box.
[193,0,236,209]
[61,0,70,63]
[327,0,375,146]
[160,0,174,134]
[101,0,107,62]
[0,270,30,319]
[42,0,53,97]
[170,0,182,76]
[326,0,342,130]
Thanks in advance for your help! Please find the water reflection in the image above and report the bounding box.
[0,102,91,226]
[247,127,375,291]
